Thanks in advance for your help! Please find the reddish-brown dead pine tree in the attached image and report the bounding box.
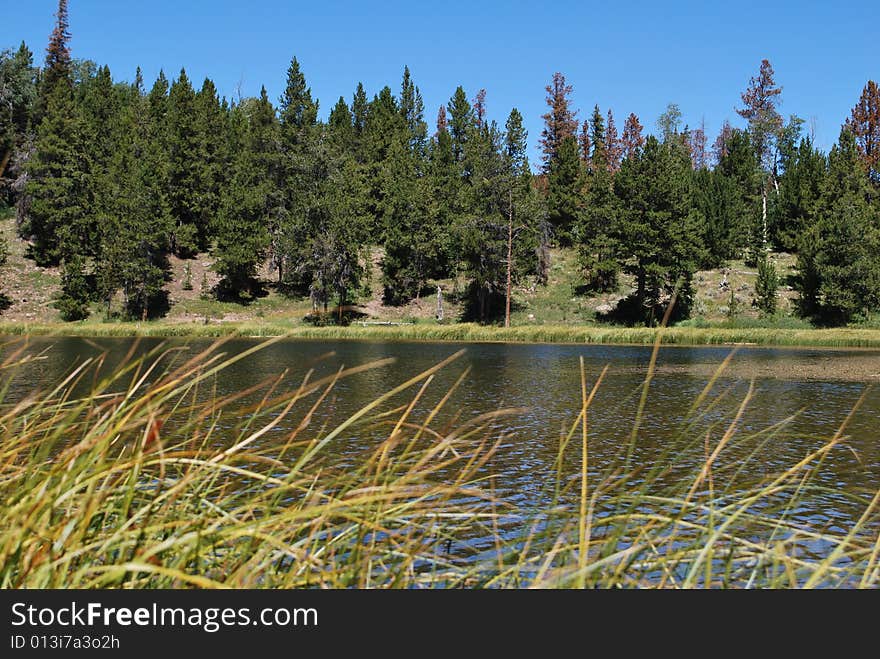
[473,89,487,128]
[579,119,591,164]
[736,59,783,168]
[43,0,72,94]
[606,109,623,174]
[712,119,735,166]
[620,112,645,161]
[737,59,783,246]
[846,80,880,184]
[436,105,448,135]
[688,119,708,170]
[540,72,578,172]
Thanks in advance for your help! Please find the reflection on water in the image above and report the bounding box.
[2,335,879,535]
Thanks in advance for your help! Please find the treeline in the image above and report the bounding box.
[1,2,545,323]
[539,65,880,325]
[1,2,878,326]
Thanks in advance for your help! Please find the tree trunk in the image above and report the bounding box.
[637,265,646,309]
[0,150,11,181]
[761,185,768,250]
[505,201,513,329]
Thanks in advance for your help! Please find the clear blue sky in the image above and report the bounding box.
[3,0,878,165]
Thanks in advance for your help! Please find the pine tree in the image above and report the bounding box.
[770,135,826,252]
[711,120,735,166]
[314,155,371,319]
[621,113,645,162]
[546,135,582,246]
[716,128,762,264]
[362,85,407,241]
[351,82,369,161]
[588,106,606,167]
[328,96,354,152]
[796,128,880,324]
[399,66,427,155]
[614,136,703,324]
[80,64,119,259]
[79,65,117,166]
[577,105,618,291]
[737,60,784,168]
[276,56,320,285]
[578,119,591,165]
[22,71,92,266]
[605,109,622,175]
[147,70,169,127]
[847,80,880,186]
[95,71,171,320]
[0,43,38,205]
[754,251,778,316]
[165,69,204,255]
[540,73,581,246]
[539,72,578,171]
[55,254,91,321]
[688,119,709,170]
[279,57,318,129]
[213,88,277,297]
[36,0,72,120]
[447,86,472,165]
[429,104,458,271]
[380,73,447,305]
[736,59,784,253]
[19,0,94,266]
[456,113,509,323]
[194,78,227,239]
[502,107,545,323]
[380,140,444,304]
[691,167,743,267]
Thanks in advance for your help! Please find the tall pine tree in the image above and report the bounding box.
[846,80,880,186]
[796,128,880,324]
[213,88,278,297]
[166,69,203,255]
[614,136,703,324]
[577,105,618,291]
[21,1,93,266]
[541,72,580,244]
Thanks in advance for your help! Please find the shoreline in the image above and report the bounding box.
[3,321,880,349]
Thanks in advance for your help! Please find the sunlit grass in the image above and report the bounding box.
[4,321,880,348]
[0,334,877,589]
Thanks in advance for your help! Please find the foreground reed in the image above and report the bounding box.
[0,335,877,588]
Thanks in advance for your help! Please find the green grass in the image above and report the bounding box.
[0,334,877,588]
[508,249,604,325]
[4,320,880,348]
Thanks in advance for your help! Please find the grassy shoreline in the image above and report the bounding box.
[3,319,880,348]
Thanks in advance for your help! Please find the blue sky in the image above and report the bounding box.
[3,0,878,166]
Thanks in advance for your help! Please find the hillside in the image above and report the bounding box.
[1,211,802,328]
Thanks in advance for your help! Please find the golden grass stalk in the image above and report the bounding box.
[0,336,876,589]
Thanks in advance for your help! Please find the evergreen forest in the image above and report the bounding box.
[2,1,879,328]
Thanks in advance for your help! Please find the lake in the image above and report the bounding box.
[2,335,879,570]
